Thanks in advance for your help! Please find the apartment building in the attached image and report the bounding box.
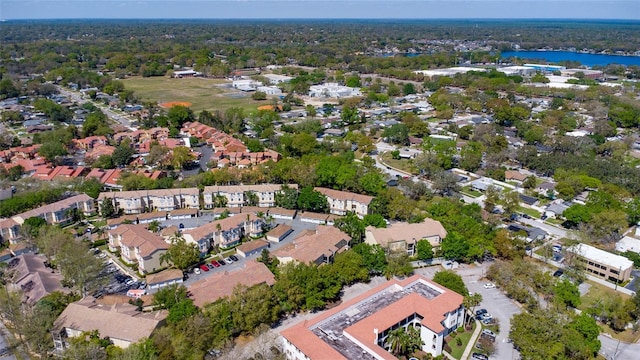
[314,187,373,218]
[98,188,199,214]
[182,214,265,252]
[365,218,448,256]
[108,224,169,274]
[281,275,464,359]
[273,225,350,265]
[12,194,95,226]
[203,184,297,209]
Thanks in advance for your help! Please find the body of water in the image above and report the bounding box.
[501,50,640,68]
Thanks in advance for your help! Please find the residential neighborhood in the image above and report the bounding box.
[1,18,640,360]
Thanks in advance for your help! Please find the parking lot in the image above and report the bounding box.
[181,217,318,287]
[91,252,146,298]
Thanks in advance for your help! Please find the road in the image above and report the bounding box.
[56,86,136,130]
[518,217,570,239]
[0,321,17,360]
[599,334,640,360]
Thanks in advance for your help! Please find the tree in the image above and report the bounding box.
[38,141,67,163]
[297,186,328,212]
[333,212,365,243]
[100,198,116,218]
[251,91,267,100]
[463,293,483,325]
[484,185,502,213]
[112,143,135,167]
[275,185,298,209]
[153,284,198,324]
[22,216,47,238]
[352,243,387,275]
[415,240,434,261]
[384,253,413,280]
[403,82,416,95]
[501,190,521,218]
[56,239,104,296]
[554,279,581,308]
[385,326,423,357]
[433,270,468,296]
[440,232,470,262]
[0,78,19,99]
[170,146,194,169]
[382,124,409,145]
[83,111,112,137]
[160,235,200,271]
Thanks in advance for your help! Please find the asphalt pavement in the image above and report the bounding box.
[0,322,17,360]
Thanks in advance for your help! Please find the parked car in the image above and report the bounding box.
[483,283,496,289]
[482,318,494,325]
[224,257,234,263]
[211,260,220,267]
[472,353,489,360]
[194,267,201,275]
[218,259,227,265]
[481,312,493,320]
[482,329,496,338]
[553,269,564,277]
[200,264,209,272]
[125,278,135,286]
[476,308,487,316]
[229,255,239,262]
[207,263,214,270]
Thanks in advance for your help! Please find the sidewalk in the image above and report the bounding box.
[460,319,482,360]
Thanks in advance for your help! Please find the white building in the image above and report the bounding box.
[232,79,263,91]
[256,86,283,95]
[263,74,293,84]
[281,275,464,360]
[308,83,361,98]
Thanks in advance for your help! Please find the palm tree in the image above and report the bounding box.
[463,293,483,326]
[385,326,424,358]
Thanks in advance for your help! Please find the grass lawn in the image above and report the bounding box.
[380,152,418,175]
[518,206,541,218]
[577,281,640,342]
[448,322,476,359]
[462,186,482,198]
[122,76,265,114]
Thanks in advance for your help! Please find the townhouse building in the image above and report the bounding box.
[0,218,22,244]
[182,214,264,252]
[314,187,373,218]
[108,224,169,274]
[98,188,199,215]
[203,184,297,209]
[12,194,95,226]
[365,218,448,256]
[273,225,350,265]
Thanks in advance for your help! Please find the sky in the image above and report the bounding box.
[2,0,639,20]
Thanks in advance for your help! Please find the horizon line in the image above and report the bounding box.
[4,17,640,21]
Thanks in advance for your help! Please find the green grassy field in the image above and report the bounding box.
[122,76,265,113]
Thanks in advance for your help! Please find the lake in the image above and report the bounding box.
[501,50,640,68]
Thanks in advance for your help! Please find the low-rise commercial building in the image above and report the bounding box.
[567,243,633,283]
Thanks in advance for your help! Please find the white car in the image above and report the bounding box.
[193,268,201,275]
[483,283,496,289]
